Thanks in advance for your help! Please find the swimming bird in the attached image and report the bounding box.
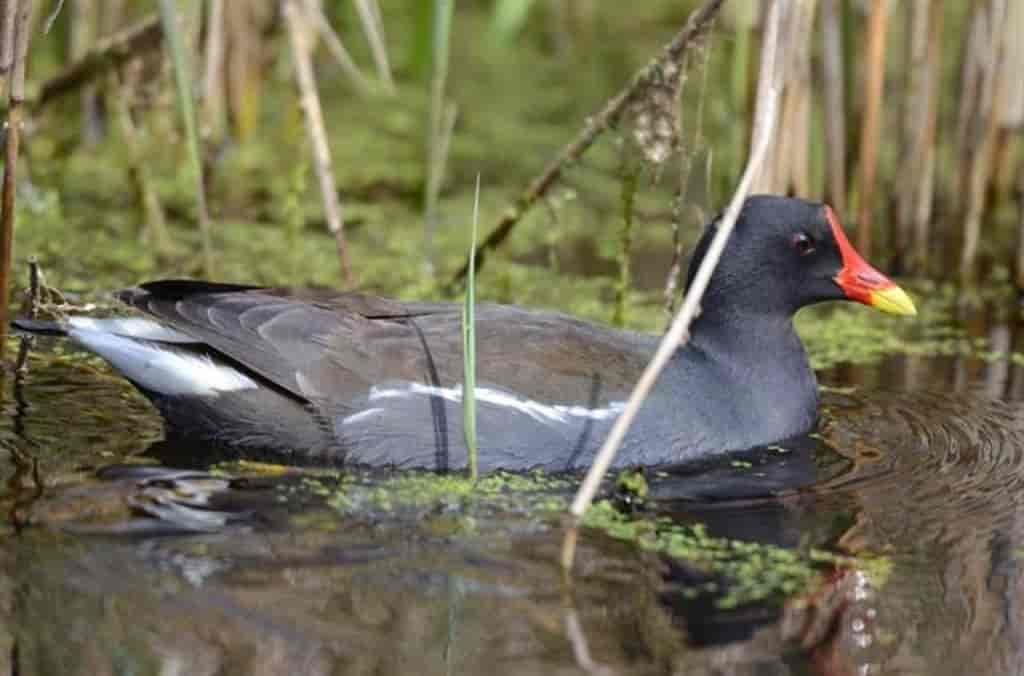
[15,196,915,472]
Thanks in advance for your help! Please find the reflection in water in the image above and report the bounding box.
[7,309,1024,673]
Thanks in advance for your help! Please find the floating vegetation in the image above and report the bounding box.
[581,500,891,609]
[271,466,890,610]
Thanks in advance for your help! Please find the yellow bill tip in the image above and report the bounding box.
[869,285,917,316]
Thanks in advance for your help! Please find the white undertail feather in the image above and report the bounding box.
[68,317,196,343]
[68,322,256,397]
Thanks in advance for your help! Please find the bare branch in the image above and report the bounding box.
[560,0,784,573]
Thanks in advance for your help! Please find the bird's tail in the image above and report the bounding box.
[12,318,67,336]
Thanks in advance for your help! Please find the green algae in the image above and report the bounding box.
[797,283,971,370]
[306,470,573,518]
[615,469,649,500]
[272,467,888,610]
[581,499,890,609]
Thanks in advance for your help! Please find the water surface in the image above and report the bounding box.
[3,315,1024,675]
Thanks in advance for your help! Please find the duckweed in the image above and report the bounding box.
[581,500,891,609]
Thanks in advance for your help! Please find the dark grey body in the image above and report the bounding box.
[16,196,842,472]
[95,281,816,472]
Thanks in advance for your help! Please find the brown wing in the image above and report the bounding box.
[120,280,655,409]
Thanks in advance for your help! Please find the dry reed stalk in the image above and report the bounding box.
[989,1,1024,200]
[202,0,227,142]
[70,0,102,143]
[560,0,783,574]
[999,2,1024,130]
[305,0,372,95]
[450,0,725,287]
[353,0,394,94]
[283,0,354,287]
[911,1,943,276]
[424,0,456,275]
[0,0,31,363]
[1016,156,1024,291]
[948,5,987,273]
[111,64,170,253]
[761,0,814,195]
[225,3,265,141]
[160,0,213,276]
[959,0,1007,288]
[895,0,942,274]
[0,0,16,101]
[855,0,889,258]
[749,0,788,192]
[32,14,162,111]
[820,0,846,213]
[662,41,711,320]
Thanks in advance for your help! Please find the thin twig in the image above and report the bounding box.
[111,66,170,253]
[448,0,725,289]
[306,0,373,95]
[283,0,355,287]
[0,0,32,366]
[560,0,783,573]
[43,0,67,33]
[31,14,162,112]
[353,0,394,94]
[159,0,214,276]
[821,0,847,214]
[14,257,40,375]
[0,0,17,100]
[564,607,614,676]
[855,0,890,257]
[202,0,227,140]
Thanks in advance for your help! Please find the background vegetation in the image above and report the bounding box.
[2,0,1022,335]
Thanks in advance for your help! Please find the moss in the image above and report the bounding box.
[616,469,649,499]
[581,500,890,609]
[797,283,971,369]
[319,469,573,517]
[282,464,889,611]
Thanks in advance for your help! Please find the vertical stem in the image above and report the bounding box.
[897,0,942,275]
[0,0,30,363]
[1015,156,1024,292]
[0,0,17,100]
[283,0,355,287]
[71,0,101,144]
[159,0,214,276]
[749,0,787,192]
[307,0,372,94]
[561,0,783,574]
[821,0,846,213]
[424,0,455,275]
[856,0,889,258]
[202,0,226,142]
[111,66,170,253]
[960,1,1006,289]
[612,159,638,328]
[353,0,394,94]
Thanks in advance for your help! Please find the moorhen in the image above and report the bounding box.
[16,196,915,472]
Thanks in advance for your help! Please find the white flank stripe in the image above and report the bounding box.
[70,329,256,397]
[341,408,384,426]
[368,382,623,426]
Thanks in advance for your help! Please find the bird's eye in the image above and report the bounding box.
[792,232,815,256]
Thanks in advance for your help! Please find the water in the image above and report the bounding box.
[3,317,1024,674]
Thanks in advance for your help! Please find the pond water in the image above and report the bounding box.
[2,308,1024,675]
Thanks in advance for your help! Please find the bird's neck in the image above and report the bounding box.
[642,307,818,460]
[687,306,804,362]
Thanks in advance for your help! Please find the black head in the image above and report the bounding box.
[686,195,915,319]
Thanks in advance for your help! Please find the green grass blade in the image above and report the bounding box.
[491,0,537,41]
[158,0,213,276]
[462,174,481,481]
